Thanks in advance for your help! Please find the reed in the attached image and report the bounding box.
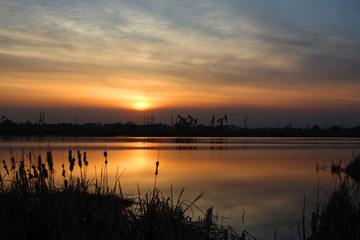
[345,153,360,182]
[330,158,344,176]
[308,180,360,240]
[330,153,360,183]
[307,153,360,240]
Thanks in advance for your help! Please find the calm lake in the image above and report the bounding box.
[1,136,359,240]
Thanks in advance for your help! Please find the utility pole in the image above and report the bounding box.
[211,114,215,128]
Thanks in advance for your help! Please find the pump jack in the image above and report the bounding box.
[1,115,12,124]
[217,114,228,127]
[175,114,197,129]
[176,114,186,127]
[187,115,197,128]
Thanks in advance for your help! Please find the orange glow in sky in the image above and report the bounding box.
[1,0,360,126]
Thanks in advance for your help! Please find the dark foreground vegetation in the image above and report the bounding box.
[307,154,360,240]
[308,180,360,240]
[1,121,360,137]
[331,153,360,183]
[0,150,250,240]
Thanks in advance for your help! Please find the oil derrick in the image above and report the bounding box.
[39,112,45,125]
[144,115,154,126]
[217,114,228,127]
[243,115,248,129]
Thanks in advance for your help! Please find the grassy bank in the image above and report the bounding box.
[0,150,247,240]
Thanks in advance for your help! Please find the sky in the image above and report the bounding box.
[1,0,360,127]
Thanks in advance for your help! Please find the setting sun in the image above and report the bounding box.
[133,102,149,111]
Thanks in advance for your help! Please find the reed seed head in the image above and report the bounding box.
[11,157,15,170]
[37,156,42,171]
[32,165,38,178]
[69,157,75,172]
[42,164,48,178]
[155,161,159,175]
[68,150,72,162]
[83,152,88,166]
[104,151,108,164]
[2,160,9,174]
[61,164,66,177]
[77,150,82,168]
[47,151,53,172]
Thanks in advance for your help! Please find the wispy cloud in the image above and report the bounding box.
[1,0,360,117]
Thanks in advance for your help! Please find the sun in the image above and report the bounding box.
[133,102,149,111]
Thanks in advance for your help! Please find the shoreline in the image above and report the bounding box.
[1,124,360,137]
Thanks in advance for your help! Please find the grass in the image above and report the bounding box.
[330,153,360,183]
[291,154,360,240]
[345,154,360,183]
[0,150,247,240]
[308,153,360,240]
[308,180,360,240]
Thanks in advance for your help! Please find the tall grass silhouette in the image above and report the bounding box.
[0,149,245,240]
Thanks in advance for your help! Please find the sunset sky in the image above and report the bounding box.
[1,0,360,127]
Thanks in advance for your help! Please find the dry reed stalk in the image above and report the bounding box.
[95,165,99,193]
[302,196,306,240]
[113,167,126,197]
[153,160,159,194]
[83,151,88,182]
[0,171,4,192]
[113,166,119,195]
[104,151,108,194]
[100,164,104,194]
[2,160,9,178]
